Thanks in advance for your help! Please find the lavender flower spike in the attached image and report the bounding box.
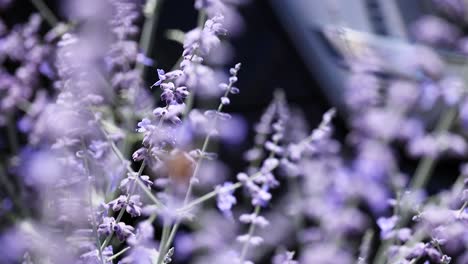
[215,181,237,218]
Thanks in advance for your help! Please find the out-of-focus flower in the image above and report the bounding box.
[215,182,237,218]
[411,15,460,47]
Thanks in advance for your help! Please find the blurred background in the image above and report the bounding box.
[1,0,462,193]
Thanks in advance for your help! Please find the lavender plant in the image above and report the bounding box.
[0,1,467,264]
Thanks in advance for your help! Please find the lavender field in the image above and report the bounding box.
[0,0,467,263]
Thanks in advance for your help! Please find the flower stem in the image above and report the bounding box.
[138,0,164,79]
[29,0,59,27]
[100,160,147,250]
[156,222,171,264]
[175,174,246,214]
[106,246,130,262]
[159,68,238,255]
[410,106,457,190]
[181,10,207,119]
[159,133,212,254]
[458,201,467,218]
[239,131,280,262]
[162,168,279,257]
[99,122,163,208]
[239,205,261,262]
[99,105,170,250]
[81,141,105,264]
[356,229,374,264]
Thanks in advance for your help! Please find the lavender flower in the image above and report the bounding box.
[113,221,135,241]
[272,251,298,264]
[239,213,269,228]
[215,182,237,217]
[411,15,461,47]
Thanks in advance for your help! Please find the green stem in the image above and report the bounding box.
[178,10,207,119]
[81,142,104,264]
[357,229,374,264]
[410,107,457,190]
[176,181,240,214]
[239,205,261,262]
[106,246,130,262]
[30,0,59,27]
[160,134,211,254]
[138,0,164,80]
[163,221,180,254]
[197,10,207,26]
[458,201,467,218]
[156,222,171,264]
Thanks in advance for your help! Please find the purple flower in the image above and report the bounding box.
[239,213,269,227]
[113,221,135,241]
[159,82,190,105]
[132,147,148,161]
[260,158,279,174]
[219,96,230,106]
[273,251,298,264]
[152,69,184,88]
[127,220,155,246]
[174,86,189,104]
[345,73,380,110]
[136,118,154,133]
[265,141,284,155]
[408,132,467,158]
[441,254,452,264]
[98,217,116,236]
[80,246,113,264]
[120,172,153,193]
[439,76,465,106]
[377,215,399,239]
[88,140,108,159]
[127,195,143,217]
[107,194,142,217]
[108,195,127,211]
[120,247,160,264]
[183,15,226,57]
[411,15,460,47]
[251,185,272,207]
[215,182,237,217]
[236,234,264,245]
[204,110,232,120]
